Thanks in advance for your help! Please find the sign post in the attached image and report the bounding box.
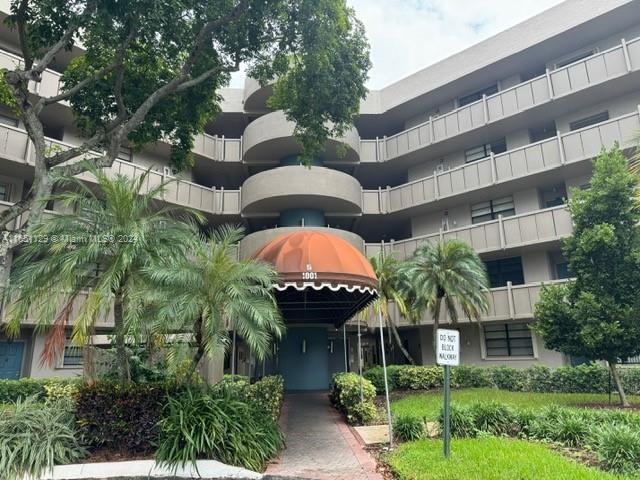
[436,328,460,458]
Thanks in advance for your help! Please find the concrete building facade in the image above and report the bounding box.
[1,0,640,385]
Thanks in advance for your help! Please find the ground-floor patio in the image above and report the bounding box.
[266,392,382,480]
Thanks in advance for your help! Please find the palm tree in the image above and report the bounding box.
[3,165,201,382]
[142,225,284,377]
[400,240,490,361]
[364,252,416,364]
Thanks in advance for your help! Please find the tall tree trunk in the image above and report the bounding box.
[187,314,205,378]
[113,290,130,383]
[386,315,415,365]
[608,360,629,407]
[432,296,443,363]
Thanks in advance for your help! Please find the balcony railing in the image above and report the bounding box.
[364,205,571,261]
[360,35,640,163]
[0,123,241,215]
[362,109,640,214]
[358,279,568,328]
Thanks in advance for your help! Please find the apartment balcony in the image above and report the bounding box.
[0,123,241,215]
[242,110,360,164]
[362,110,640,215]
[358,279,568,328]
[240,165,362,216]
[243,77,273,112]
[364,205,572,261]
[360,36,640,164]
[239,226,365,259]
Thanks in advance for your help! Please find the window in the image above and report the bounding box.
[0,183,11,202]
[554,49,596,69]
[63,337,83,367]
[118,146,133,163]
[0,113,18,127]
[569,111,609,131]
[471,196,515,224]
[464,138,506,164]
[529,121,557,143]
[458,83,498,107]
[539,184,567,208]
[555,261,570,279]
[485,257,524,288]
[484,323,534,357]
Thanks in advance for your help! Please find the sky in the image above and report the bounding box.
[229,0,565,90]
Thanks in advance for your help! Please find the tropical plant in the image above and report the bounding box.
[393,414,425,442]
[592,424,640,474]
[362,252,417,364]
[534,147,640,406]
[155,389,284,472]
[3,165,201,382]
[400,240,490,359]
[0,396,87,480]
[141,225,283,377]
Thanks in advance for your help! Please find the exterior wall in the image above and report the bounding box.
[28,333,83,379]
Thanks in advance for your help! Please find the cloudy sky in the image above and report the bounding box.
[230,0,564,89]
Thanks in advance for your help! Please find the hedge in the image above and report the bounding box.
[0,377,82,404]
[210,375,284,421]
[329,372,377,425]
[362,363,640,394]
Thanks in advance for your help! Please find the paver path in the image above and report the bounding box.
[265,392,382,480]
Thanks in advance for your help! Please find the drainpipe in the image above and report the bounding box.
[378,305,394,447]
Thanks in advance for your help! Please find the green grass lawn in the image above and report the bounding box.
[385,437,637,480]
[391,388,640,419]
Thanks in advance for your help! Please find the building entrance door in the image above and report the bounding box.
[0,341,24,379]
[278,327,330,390]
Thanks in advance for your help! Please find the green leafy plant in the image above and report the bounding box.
[553,412,591,447]
[212,375,284,421]
[0,378,81,403]
[489,366,527,391]
[451,365,492,389]
[441,403,477,438]
[0,396,87,480]
[364,365,409,393]
[155,389,284,472]
[329,372,377,425]
[470,401,517,436]
[592,424,640,474]
[393,414,425,442]
[396,366,443,391]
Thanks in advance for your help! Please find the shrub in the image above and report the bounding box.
[393,415,424,442]
[525,365,553,392]
[156,389,283,472]
[451,365,492,388]
[0,397,87,480]
[44,382,80,402]
[364,365,409,393]
[329,372,377,425]
[470,401,517,436]
[622,367,640,395]
[489,366,527,391]
[441,403,476,438]
[552,411,591,447]
[592,424,640,474]
[549,363,608,393]
[212,375,284,421]
[76,381,182,453]
[0,377,81,403]
[396,366,443,390]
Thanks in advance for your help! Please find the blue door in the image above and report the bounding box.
[278,327,329,390]
[0,341,24,380]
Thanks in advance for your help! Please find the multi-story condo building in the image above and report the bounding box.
[1,0,640,389]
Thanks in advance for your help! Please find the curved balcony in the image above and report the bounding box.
[242,111,360,164]
[243,77,273,112]
[239,226,365,259]
[360,35,640,163]
[240,165,362,216]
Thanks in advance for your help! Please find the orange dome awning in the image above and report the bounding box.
[252,230,378,326]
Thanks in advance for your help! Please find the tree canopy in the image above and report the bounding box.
[533,146,640,406]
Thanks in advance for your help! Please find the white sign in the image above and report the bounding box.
[436,329,460,366]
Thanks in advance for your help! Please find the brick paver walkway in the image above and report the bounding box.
[265,392,382,480]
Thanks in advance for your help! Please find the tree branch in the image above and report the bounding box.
[51,153,114,178]
[43,62,119,105]
[15,0,32,70]
[45,131,106,168]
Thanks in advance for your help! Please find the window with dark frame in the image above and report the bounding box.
[529,121,557,143]
[0,183,11,202]
[458,83,499,107]
[63,337,83,367]
[464,138,507,164]
[484,256,524,288]
[484,322,534,357]
[569,111,609,131]
[554,49,596,69]
[471,196,515,224]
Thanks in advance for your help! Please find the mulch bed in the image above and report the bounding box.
[83,449,153,463]
[365,444,396,480]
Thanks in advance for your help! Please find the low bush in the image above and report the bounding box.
[469,401,517,436]
[329,372,377,425]
[549,364,609,393]
[592,424,640,474]
[0,377,81,403]
[397,366,443,390]
[553,412,591,447]
[451,365,492,388]
[525,365,553,392]
[156,389,284,472]
[0,397,87,480]
[442,403,476,438]
[393,414,424,442]
[364,365,408,394]
[76,381,182,453]
[622,367,640,395]
[489,366,527,391]
[212,375,284,421]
